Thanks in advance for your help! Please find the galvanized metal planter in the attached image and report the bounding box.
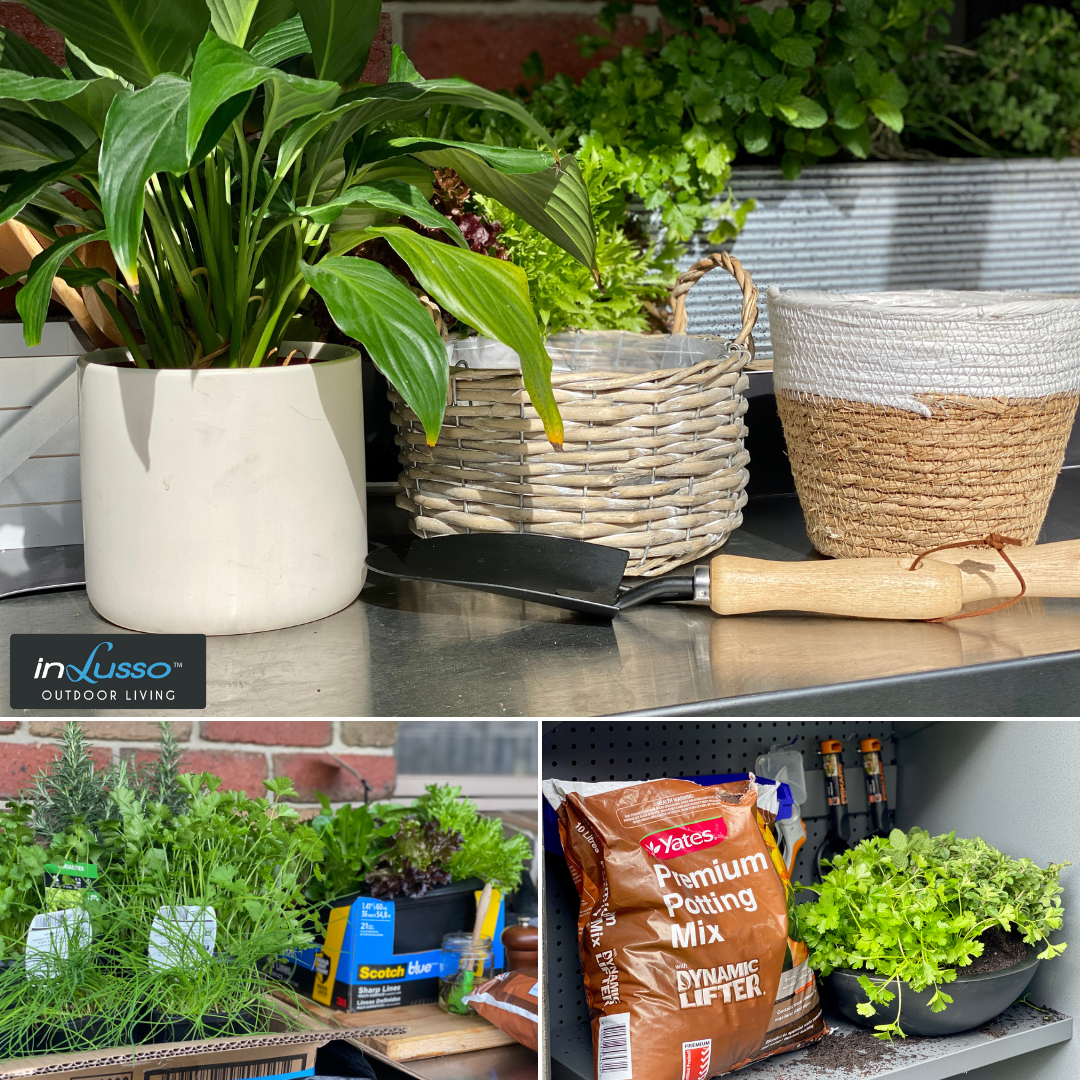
[677,157,1080,359]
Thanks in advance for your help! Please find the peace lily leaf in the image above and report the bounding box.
[0,71,104,102]
[207,0,262,46]
[389,137,554,175]
[297,0,381,86]
[300,256,448,444]
[20,0,210,87]
[413,147,597,278]
[0,113,86,172]
[371,225,564,447]
[389,43,423,84]
[245,0,298,48]
[30,184,104,230]
[300,180,467,246]
[188,31,338,158]
[100,75,190,288]
[62,78,124,139]
[16,228,107,345]
[0,154,86,226]
[249,13,310,66]
[262,75,340,143]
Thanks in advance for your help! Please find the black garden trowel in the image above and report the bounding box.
[363,533,969,621]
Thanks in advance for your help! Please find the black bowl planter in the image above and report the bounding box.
[825,948,1042,1035]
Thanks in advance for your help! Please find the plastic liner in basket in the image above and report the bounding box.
[446,331,732,374]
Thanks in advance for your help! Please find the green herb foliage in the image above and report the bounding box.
[901,2,1080,159]
[475,142,679,334]
[0,772,323,1055]
[495,0,952,241]
[308,796,406,903]
[26,721,184,842]
[307,784,532,904]
[413,784,532,890]
[797,827,1068,1040]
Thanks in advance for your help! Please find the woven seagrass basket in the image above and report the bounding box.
[768,287,1080,558]
[388,254,759,576]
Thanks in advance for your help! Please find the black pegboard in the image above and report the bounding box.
[543,721,896,1080]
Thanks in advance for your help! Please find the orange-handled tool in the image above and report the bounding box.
[861,738,889,836]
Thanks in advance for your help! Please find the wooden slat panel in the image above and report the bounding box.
[0,320,82,358]
[0,355,79,409]
[0,455,81,506]
[0,501,82,548]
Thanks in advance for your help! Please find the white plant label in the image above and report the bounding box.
[149,905,217,969]
[25,907,91,979]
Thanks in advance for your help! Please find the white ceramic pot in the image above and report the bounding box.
[78,342,366,634]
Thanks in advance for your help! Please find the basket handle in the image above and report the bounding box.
[669,252,758,346]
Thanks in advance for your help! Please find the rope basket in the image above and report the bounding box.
[769,288,1080,558]
[389,254,759,576]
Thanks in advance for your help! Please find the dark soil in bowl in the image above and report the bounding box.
[955,926,1030,975]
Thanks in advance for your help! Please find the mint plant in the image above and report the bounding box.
[797,827,1068,1040]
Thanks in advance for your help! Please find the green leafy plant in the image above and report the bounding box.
[901,2,1080,159]
[306,796,400,903]
[482,0,953,243]
[24,721,185,842]
[412,784,532,890]
[0,771,324,1056]
[307,784,532,903]
[365,819,464,900]
[796,827,1068,1040]
[0,804,48,961]
[475,140,679,334]
[0,2,598,447]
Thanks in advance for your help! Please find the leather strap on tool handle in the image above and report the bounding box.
[669,252,758,352]
[926,537,1080,602]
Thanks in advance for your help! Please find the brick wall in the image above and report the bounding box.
[387,1,663,90]
[0,720,397,809]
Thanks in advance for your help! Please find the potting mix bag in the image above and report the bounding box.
[464,970,539,1051]
[544,776,824,1080]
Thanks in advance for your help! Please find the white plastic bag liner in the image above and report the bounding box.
[768,287,1080,416]
[447,331,730,375]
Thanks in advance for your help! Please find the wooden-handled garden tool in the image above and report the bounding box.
[366,535,1080,621]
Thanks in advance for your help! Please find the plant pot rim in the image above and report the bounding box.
[79,342,360,372]
[829,948,1040,987]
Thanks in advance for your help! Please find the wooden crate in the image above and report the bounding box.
[287,996,516,1061]
[0,320,83,550]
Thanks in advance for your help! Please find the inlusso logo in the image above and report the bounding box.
[35,641,176,686]
[10,634,205,710]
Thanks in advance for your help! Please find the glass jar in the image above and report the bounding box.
[438,933,493,1015]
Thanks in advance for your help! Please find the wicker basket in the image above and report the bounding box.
[388,254,759,576]
[768,287,1080,558]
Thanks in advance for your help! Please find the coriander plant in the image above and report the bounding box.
[0,0,598,446]
[797,827,1068,1040]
